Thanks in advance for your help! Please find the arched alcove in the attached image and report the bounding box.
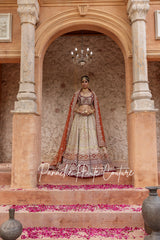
[41,31,128,168]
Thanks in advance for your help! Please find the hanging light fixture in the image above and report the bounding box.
[70,32,93,66]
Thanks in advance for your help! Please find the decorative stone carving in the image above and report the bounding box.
[155,10,160,39]
[127,0,155,112]
[17,0,39,25]
[78,5,89,16]
[13,0,39,113]
[127,0,150,23]
[0,13,12,42]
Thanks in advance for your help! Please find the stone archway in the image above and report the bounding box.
[35,7,132,116]
[35,8,132,60]
[34,8,132,174]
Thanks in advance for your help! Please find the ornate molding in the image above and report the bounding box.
[147,49,160,59]
[78,5,89,16]
[0,13,12,42]
[155,10,160,39]
[17,0,39,25]
[0,50,20,60]
[127,0,150,23]
[35,8,132,58]
[39,0,125,6]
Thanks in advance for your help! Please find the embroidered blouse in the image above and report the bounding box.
[77,92,94,106]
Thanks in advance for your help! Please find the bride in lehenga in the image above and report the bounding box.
[51,75,110,178]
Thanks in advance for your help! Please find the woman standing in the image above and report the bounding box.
[52,75,109,177]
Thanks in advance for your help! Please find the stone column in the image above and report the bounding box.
[127,0,155,111]
[11,0,40,189]
[14,0,39,113]
[127,0,158,187]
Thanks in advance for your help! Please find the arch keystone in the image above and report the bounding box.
[78,5,89,16]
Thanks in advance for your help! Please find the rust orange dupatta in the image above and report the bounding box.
[52,90,106,165]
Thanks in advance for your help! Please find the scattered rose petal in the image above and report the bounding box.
[37,184,134,191]
[20,227,145,239]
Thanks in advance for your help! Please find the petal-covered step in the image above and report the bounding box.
[0,184,148,205]
[0,204,143,228]
[18,226,145,239]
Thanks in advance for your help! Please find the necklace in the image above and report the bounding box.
[81,89,92,97]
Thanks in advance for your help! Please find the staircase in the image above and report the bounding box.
[0,163,152,239]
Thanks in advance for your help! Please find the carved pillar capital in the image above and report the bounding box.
[127,0,150,23]
[17,0,39,25]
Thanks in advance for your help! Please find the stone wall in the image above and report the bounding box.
[0,63,19,162]
[1,34,160,165]
[149,61,160,162]
[42,34,128,167]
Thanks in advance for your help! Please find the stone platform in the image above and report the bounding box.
[0,163,133,186]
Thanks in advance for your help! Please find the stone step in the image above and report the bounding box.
[0,204,143,228]
[0,171,133,186]
[1,162,160,186]
[0,185,149,205]
[16,226,145,240]
[0,163,160,186]
[38,170,133,186]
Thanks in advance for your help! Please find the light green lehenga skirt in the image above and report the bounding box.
[58,113,109,177]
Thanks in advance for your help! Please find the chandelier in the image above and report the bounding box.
[70,32,93,66]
